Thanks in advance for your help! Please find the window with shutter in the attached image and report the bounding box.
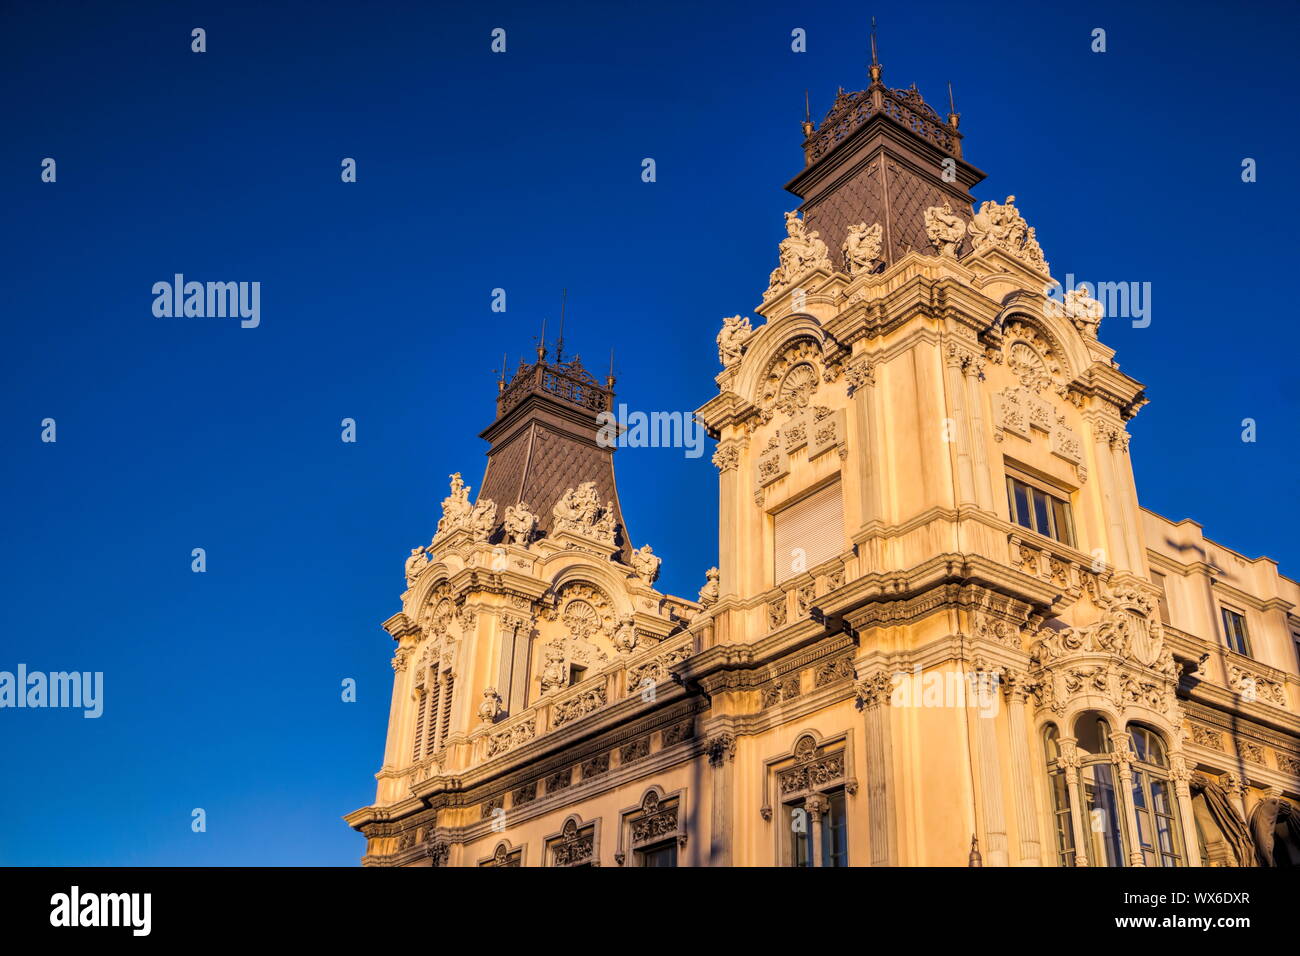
[773,480,844,585]
[424,682,440,755]
[440,675,454,746]
[411,689,426,761]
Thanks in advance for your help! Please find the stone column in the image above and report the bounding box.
[1111,733,1145,866]
[963,354,996,512]
[856,672,897,866]
[1058,738,1090,867]
[1003,671,1042,865]
[847,360,881,533]
[1171,755,1203,867]
[712,437,744,599]
[706,733,737,866]
[970,664,1008,866]
[943,345,977,507]
[806,792,830,868]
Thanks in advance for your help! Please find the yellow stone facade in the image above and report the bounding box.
[346,61,1300,868]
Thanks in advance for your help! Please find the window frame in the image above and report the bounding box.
[1220,606,1251,657]
[1005,470,1076,547]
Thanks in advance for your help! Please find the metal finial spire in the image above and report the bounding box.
[497,351,507,393]
[868,17,883,83]
[536,316,547,361]
[607,348,616,388]
[801,89,814,138]
[947,81,960,130]
[555,288,567,364]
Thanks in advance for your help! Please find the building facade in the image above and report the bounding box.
[345,56,1300,867]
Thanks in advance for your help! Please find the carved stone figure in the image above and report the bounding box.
[923,203,966,256]
[404,546,429,585]
[966,195,1049,272]
[539,645,567,696]
[631,544,662,584]
[593,502,618,545]
[613,615,638,655]
[698,566,720,606]
[552,482,602,536]
[716,315,753,366]
[503,502,536,546]
[765,210,831,297]
[842,222,883,276]
[1062,285,1104,338]
[435,472,473,535]
[477,687,502,723]
[469,499,497,541]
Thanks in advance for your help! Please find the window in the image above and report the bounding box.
[568,664,587,687]
[637,841,677,867]
[1006,473,1075,547]
[1075,714,1124,867]
[1128,726,1184,867]
[1043,725,1076,867]
[1150,572,1171,625]
[773,480,844,584]
[785,788,848,867]
[1221,608,1250,656]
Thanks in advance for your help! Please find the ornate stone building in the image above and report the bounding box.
[345,55,1300,867]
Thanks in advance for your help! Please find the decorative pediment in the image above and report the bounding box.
[1001,320,1063,391]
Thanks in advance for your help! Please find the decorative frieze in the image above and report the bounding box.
[620,736,651,766]
[625,639,694,698]
[814,655,856,687]
[487,719,536,758]
[661,719,695,747]
[581,753,611,779]
[768,595,788,630]
[552,684,608,729]
[761,674,802,708]
[1226,663,1287,709]
[545,768,573,795]
[1188,723,1224,751]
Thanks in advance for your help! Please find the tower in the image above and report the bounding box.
[349,45,1300,868]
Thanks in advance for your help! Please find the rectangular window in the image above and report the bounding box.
[1221,608,1250,656]
[773,480,844,585]
[784,789,848,867]
[1151,572,1172,625]
[1006,473,1075,547]
[637,841,677,867]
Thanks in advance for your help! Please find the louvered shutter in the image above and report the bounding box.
[773,480,844,584]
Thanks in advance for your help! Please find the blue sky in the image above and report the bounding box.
[1,0,1297,865]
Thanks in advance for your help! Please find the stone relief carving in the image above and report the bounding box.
[630,544,662,584]
[842,221,883,276]
[765,210,832,300]
[924,202,967,256]
[716,315,752,367]
[539,644,568,696]
[552,684,607,728]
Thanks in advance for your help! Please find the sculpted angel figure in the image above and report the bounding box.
[503,502,536,546]
[842,222,883,276]
[968,195,1025,248]
[436,472,473,535]
[923,203,967,257]
[404,546,429,585]
[630,544,662,584]
[594,502,618,543]
[716,315,753,367]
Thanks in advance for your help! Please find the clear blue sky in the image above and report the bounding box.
[1,0,1296,865]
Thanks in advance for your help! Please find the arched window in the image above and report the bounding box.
[1043,725,1076,866]
[1128,724,1184,867]
[1074,712,1124,867]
